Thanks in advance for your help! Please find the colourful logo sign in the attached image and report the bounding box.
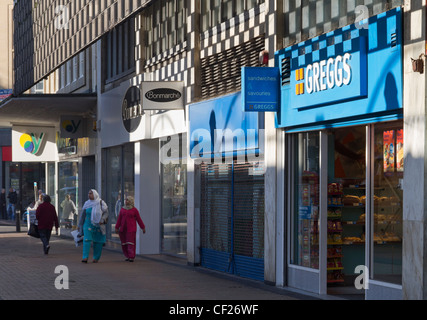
[61,119,81,134]
[19,133,45,155]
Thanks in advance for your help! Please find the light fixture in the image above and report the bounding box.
[411,54,425,74]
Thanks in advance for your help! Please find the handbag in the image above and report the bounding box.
[28,223,40,238]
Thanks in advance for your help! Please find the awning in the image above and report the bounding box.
[0,94,97,127]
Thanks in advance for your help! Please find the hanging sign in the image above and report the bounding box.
[12,125,58,162]
[141,82,184,110]
[60,116,84,138]
[242,67,280,112]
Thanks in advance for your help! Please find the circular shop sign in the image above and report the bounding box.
[122,86,143,133]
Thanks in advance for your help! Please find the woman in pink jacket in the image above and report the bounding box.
[115,196,146,262]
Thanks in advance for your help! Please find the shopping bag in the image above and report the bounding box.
[71,230,83,247]
[28,223,40,238]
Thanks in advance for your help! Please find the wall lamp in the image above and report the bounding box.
[411,54,425,74]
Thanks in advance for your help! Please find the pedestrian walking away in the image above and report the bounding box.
[115,196,146,262]
[35,194,59,254]
[78,189,108,263]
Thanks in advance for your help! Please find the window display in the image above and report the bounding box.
[373,123,403,284]
[290,132,320,269]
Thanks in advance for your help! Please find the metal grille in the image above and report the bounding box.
[200,36,265,99]
[281,57,291,86]
[233,162,264,260]
[200,162,232,254]
[200,161,265,281]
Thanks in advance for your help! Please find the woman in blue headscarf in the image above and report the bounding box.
[78,189,108,263]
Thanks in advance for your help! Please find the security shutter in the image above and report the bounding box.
[200,161,265,281]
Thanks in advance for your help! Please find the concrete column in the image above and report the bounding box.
[136,139,161,255]
[402,0,427,300]
[263,0,281,285]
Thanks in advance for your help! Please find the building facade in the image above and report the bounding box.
[7,0,427,300]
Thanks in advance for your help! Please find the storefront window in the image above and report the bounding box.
[58,161,78,233]
[373,122,403,284]
[104,144,135,242]
[47,163,56,206]
[6,162,45,221]
[290,132,320,269]
[160,134,187,257]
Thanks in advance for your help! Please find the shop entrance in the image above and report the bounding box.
[326,126,366,295]
[287,121,403,296]
[199,160,265,282]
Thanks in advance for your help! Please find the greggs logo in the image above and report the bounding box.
[295,53,352,96]
[19,133,45,155]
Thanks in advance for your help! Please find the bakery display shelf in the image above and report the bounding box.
[343,220,365,225]
[327,241,343,245]
[342,241,365,245]
[327,279,345,283]
[327,267,344,271]
[374,240,401,244]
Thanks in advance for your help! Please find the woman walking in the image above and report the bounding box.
[115,196,145,262]
[36,194,59,254]
[78,189,108,263]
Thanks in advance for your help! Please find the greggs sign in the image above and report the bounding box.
[290,36,367,110]
[296,53,352,95]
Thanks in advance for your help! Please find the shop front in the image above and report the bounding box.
[275,8,403,299]
[189,92,265,281]
[99,79,186,256]
[10,125,58,221]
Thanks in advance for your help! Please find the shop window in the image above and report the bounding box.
[58,161,78,232]
[103,144,135,242]
[160,134,187,257]
[290,132,320,269]
[372,122,403,285]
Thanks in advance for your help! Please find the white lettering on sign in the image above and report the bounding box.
[305,53,352,94]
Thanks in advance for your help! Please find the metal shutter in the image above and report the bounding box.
[200,161,265,281]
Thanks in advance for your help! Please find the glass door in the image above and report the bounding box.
[287,131,328,294]
[326,126,366,296]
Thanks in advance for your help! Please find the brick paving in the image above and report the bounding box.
[0,222,315,301]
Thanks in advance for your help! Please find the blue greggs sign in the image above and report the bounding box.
[242,67,280,112]
[276,7,402,129]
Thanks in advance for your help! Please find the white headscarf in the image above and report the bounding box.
[82,189,107,225]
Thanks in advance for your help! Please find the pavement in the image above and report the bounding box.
[0,220,318,303]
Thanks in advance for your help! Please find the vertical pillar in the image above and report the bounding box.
[263,0,281,285]
[137,139,160,255]
[186,0,201,266]
[402,0,427,300]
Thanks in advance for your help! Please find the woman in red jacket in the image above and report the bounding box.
[36,194,59,254]
[115,196,146,262]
